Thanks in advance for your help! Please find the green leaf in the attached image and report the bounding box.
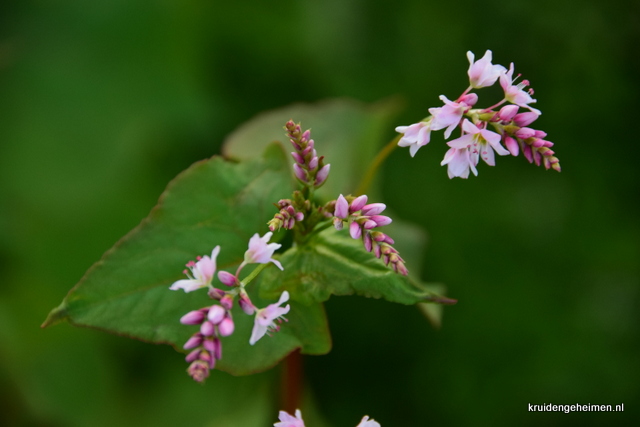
[43,142,331,375]
[222,98,401,198]
[260,228,456,306]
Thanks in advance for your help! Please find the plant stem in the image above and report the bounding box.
[281,350,303,413]
[356,134,401,195]
[240,263,269,287]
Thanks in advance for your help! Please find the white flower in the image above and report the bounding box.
[396,120,432,157]
[244,232,283,270]
[499,63,541,115]
[356,416,381,427]
[250,291,290,345]
[274,409,305,427]
[170,246,220,292]
[467,50,506,89]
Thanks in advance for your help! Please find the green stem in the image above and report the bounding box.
[356,134,401,195]
[240,263,269,287]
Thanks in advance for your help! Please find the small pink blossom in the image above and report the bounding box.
[499,63,541,114]
[430,95,474,139]
[274,409,305,427]
[250,291,290,345]
[467,50,506,89]
[169,246,220,292]
[395,120,432,157]
[244,232,283,270]
[440,146,477,179]
[356,416,381,427]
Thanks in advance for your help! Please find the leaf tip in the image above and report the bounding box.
[41,302,69,329]
[423,294,458,305]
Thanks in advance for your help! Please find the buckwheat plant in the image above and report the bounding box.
[43,50,559,423]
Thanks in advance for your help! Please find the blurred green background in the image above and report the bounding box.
[1,0,638,426]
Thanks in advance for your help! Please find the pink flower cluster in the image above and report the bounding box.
[275,409,380,427]
[286,120,330,188]
[169,232,290,382]
[333,194,407,275]
[396,50,561,178]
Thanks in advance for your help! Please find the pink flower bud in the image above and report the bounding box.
[504,136,519,156]
[350,221,362,239]
[185,349,201,363]
[534,130,547,138]
[301,130,311,142]
[202,337,215,353]
[183,334,203,349]
[220,294,234,310]
[200,320,215,336]
[218,316,235,337]
[294,212,304,221]
[460,93,478,106]
[239,292,255,315]
[396,262,409,276]
[361,203,386,216]
[180,309,206,325]
[363,232,373,252]
[372,231,394,244]
[301,145,313,157]
[213,337,222,360]
[308,156,318,170]
[293,164,307,182]
[374,244,382,259]
[187,360,210,382]
[533,150,542,166]
[291,152,304,164]
[513,112,539,127]
[515,127,535,139]
[207,305,226,324]
[315,164,330,186]
[335,194,349,219]
[363,220,377,229]
[217,271,237,287]
[523,145,534,163]
[208,288,225,300]
[349,195,369,213]
[370,215,392,227]
[531,138,545,148]
[498,105,519,121]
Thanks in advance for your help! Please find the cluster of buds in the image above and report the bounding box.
[275,409,380,427]
[396,50,560,178]
[170,232,290,382]
[180,302,231,382]
[286,120,330,188]
[332,194,407,275]
[482,105,560,171]
[268,199,305,232]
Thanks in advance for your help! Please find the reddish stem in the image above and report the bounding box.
[281,350,303,413]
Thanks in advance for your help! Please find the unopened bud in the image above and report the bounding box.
[220,294,234,310]
[513,112,539,127]
[188,360,210,382]
[183,334,203,349]
[349,195,369,213]
[207,305,226,324]
[459,93,478,107]
[180,309,206,325]
[218,316,235,337]
[315,164,330,186]
[200,320,215,336]
[504,136,519,156]
[208,287,225,300]
[218,270,237,287]
[498,104,519,121]
[293,164,307,182]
